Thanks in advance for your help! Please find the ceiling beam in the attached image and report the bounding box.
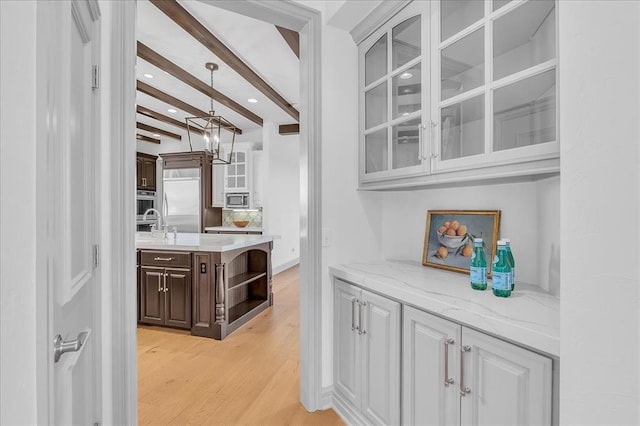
[136,122,182,140]
[275,26,299,59]
[137,41,263,127]
[150,0,300,122]
[137,105,205,136]
[279,123,299,135]
[136,134,161,144]
[137,80,242,135]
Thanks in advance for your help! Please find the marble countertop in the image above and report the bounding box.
[330,261,560,357]
[204,226,263,232]
[135,232,274,252]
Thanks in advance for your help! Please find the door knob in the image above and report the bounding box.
[53,331,88,363]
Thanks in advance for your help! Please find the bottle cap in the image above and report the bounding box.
[497,240,505,246]
[503,238,511,243]
[474,238,483,243]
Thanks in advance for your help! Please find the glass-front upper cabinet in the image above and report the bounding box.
[433,0,558,173]
[225,149,248,191]
[359,3,429,183]
[358,0,559,188]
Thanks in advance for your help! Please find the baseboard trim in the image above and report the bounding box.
[331,389,369,426]
[272,257,300,275]
[320,386,334,410]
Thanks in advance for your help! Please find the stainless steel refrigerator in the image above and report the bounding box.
[162,168,200,233]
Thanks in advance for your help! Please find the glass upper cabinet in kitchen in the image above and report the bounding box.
[431,0,558,173]
[225,149,248,191]
[357,0,559,189]
[360,2,430,183]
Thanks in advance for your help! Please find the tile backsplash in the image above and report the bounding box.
[222,209,263,228]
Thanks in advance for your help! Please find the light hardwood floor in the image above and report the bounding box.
[137,265,343,425]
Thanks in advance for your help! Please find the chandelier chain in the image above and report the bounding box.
[210,68,214,114]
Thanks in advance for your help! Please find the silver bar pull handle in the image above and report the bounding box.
[430,120,439,159]
[163,272,169,292]
[54,332,88,363]
[359,301,367,335]
[351,298,356,331]
[418,124,424,160]
[460,345,471,396]
[154,257,174,261]
[157,274,162,292]
[444,338,455,386]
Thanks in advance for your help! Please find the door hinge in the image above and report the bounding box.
[92,65,99,90]
[93,244,99,269]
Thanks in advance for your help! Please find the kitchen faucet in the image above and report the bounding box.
[143,208,164,234]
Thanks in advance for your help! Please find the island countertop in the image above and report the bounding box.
[330,261,560,357]
[204,226,263,233]
[135,232,275,252]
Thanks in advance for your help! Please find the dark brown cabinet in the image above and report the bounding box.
[164,269,191,328]
[139,251,192,330]
[136,152,157,191]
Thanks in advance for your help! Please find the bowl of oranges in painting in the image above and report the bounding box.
[436,220,473,255]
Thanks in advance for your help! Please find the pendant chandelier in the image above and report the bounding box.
[185,62,236,164]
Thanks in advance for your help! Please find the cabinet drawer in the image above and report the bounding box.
[140,251,191,268]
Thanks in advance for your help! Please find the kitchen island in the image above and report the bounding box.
[136,232,275,340]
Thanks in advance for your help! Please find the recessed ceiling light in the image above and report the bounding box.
[400,72,413,79]
[248,98,258,103]
[167,108,177,114]
[143,73,154,79]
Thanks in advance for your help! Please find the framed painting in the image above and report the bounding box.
[422,210,501,276]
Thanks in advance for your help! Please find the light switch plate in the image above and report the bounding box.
[322,228,332,247]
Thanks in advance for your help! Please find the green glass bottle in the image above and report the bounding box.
[470,238,487,290]
[492,240,512,297]
[503,238,515,290]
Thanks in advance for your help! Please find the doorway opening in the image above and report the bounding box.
[110,1,323,423]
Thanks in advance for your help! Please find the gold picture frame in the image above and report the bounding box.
[422,210,501,276]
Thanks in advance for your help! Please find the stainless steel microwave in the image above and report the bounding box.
[225,192,249,209]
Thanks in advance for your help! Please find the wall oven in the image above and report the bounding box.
[136,190,157,221]
[225,192,250,209]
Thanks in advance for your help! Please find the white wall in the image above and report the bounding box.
[262,121,301,272]
[0,2,38,423]
[315,9,386,388]
[559,2,640,424]
[380,177,560,293]
[537,175,560,296]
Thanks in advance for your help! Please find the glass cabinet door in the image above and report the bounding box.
[360,3,428,182]
[358,0,559,186]
[225,150,248,190]
[432,0,558,173]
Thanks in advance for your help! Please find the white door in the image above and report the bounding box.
[460,327,552,426]
[360,290,401,426]
[402,306,461,426]
[333,279,361,407]
[46,1,102,424]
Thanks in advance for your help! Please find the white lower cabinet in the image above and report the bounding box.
[403,305,461,425]
[403,306,553,426]
[334,279,401,425]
